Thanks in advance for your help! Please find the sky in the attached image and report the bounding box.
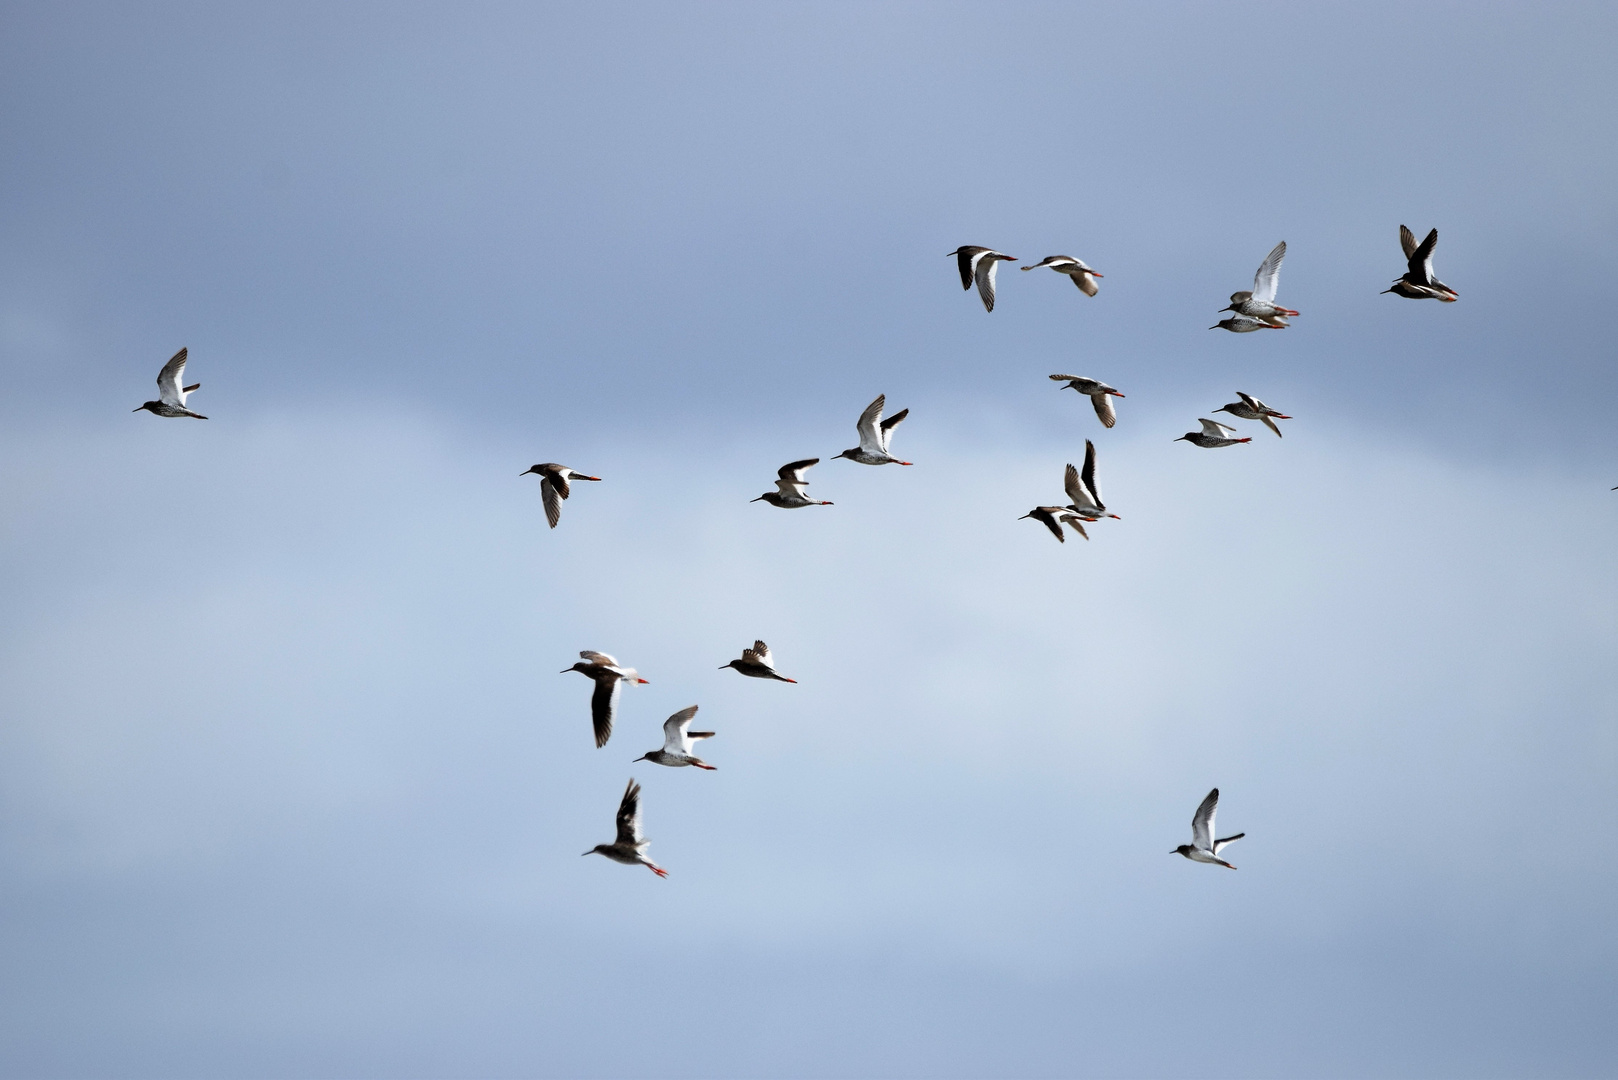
[1,3,1616,1077]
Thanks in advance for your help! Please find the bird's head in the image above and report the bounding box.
[1171,845,1193,857]
[133,401,159,413]
[562,661,592,675]
[520,465,544,477]
[583,845,608,858]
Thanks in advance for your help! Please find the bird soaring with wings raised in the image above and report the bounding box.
[834,394,911,466]
[1172,788,1245,869]
[133,347,207,419]
[583,778,668,878]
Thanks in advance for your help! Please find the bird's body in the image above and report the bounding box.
[949,245,1018,312]
[1049,374,1125,429]
[835,394,911,466]
[1214,391,1291,438]
[520,463,602,529]
[1176,418,1252,448]
[1021,255,1102,296]
[635,705,716,770]
[1384,224,1458,301]
[1020,505,1090,542]
[584,778,667,878]
[721,640,797,682]
[1172,787,1244,869]
[752,459,832,508]
[1221,241,1297,324]
[133,347,207,419]
[1212,313,1285,333]
[1064,441,1121,521]
[562,651,648,748]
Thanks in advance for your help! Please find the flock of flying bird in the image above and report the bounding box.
[132,225,1463,878]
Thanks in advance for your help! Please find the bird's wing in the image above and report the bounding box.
[579,650,618,666]
[955,247,985,290]
[1411,228,1439,284]
[1251,241,1286,304]
[778,459,818,483]
[1235,391,1261,411]
[1073,270,1099,296]
[1030,509,1064,542]
[541,476,564,529]
[591,675,621,748]
[1049,374,1083,384]
[878,408,908,452]
[1059,512,1090,541]
[1091,392,1116,429]
[1213,832,1245,854]
[1192,788,1219,851]
[974,254,1001,312]
[615,778,644,845]
[743,640,773,667]
[1081,440,1104,508]
[1063,463,1093,509]
[663,705,699,753]
[1199,418,1236,438]
[1399,224,1418,261]
[855,395,885,454]
[1260,414,1282,438]
[155,348,188,406]
[775,459,817,498]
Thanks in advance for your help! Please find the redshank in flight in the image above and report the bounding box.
[1021,255,1102,296]
[1214,392,1291,438]
[949,246,1018,312]
[520,463,601,529]
[721,641,797,682]
[833,394,911,466]
[1065,440,1120,521]
[634,705,716,770]
[583,778,667,878]
[133,347,207,419]
[1220,241,1297,325]
[1212,313,1285,333]
[1175,419,1252,448]
[1020,506,1090,542]
[1383,225,1458,301]
[751,459,833,508]
[1050,374,1125,429]
[562,650,648,748]
[1172,788,1245,869]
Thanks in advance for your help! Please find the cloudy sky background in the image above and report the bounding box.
[1,3,1616,1076]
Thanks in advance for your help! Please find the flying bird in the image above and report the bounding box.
[1172,787,1245,869]
[1211,313,1285,333]
[583,778,668,878]
[1064,440,1120,521]
[834,394,911,466]
[1214,392,1291,438]
[948,245,1018,312]
[1220,241,1297,324]
[562,650,648,748]
[1049,374,1125,429]
[1175,419,1252,448]
[133,347,207,419]
[520,463,602,529]
[1021,255,1103,296]
[1384,225,1458,301]
[751,459,833,508]
[721,640,797,682]
[1020,506,1090,542]
[635,705,716,770]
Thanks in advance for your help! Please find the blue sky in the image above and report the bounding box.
[1,3,1616,1077]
